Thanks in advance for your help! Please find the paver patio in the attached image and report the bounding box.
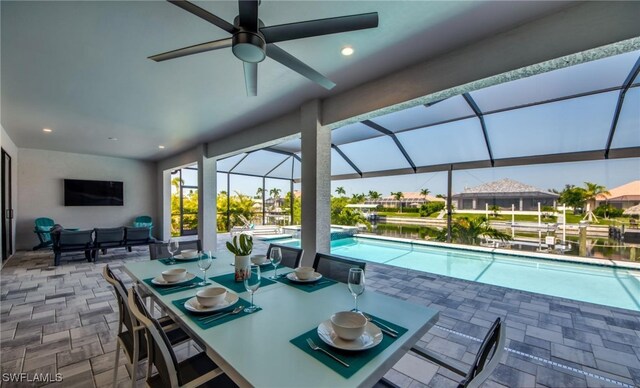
[1,236,639,387]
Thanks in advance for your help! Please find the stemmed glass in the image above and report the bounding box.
[167,239,179,265]
[269,247,282,279]
[348,268,365,312]
[244,265,261,313]
[197,251,212,286]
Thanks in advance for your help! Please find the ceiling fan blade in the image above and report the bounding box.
[261,12,378,43]
[168,0,237,34]
[244,62,258,96]
[238,0,259,31]
[149,38,232,62]
[266,44,335,90]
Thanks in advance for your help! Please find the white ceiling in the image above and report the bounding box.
[1,1,574,160]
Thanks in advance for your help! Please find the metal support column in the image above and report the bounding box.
[262,178,266,225]
[290,180,294,225]
[226,173,231,232]
[447,165,453,243]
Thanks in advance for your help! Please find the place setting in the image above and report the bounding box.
[158,239,203,265]
[144,250,215,295]
[173,264,263,329]
[290,268,407,378]
[276,265,337,293]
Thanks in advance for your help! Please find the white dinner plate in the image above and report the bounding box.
[317,320,382,351]
[174,254,199,261]
[183,293,240,313]
[151,272,196,286]
[286,272,323,283]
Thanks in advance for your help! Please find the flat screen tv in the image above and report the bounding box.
[64,179,124,206]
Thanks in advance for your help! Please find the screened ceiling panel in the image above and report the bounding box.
[396,118,489,166]
[270,138,301,153]
[338,136,410,172]
[471,51,640,113]
[611,86,640,149]
[266,156,294,179]
[485,91,619,159]
[331,148,359,176]
[293,154,301,180]
[217,153,247,172]
[232,150,289,176]
[370,95,475,132]
[332,122,379,145]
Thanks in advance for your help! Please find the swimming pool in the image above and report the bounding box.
[277,236,640,312]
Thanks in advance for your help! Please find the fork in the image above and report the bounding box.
[306,338,349,367]
[201,306,244,324]
[363,313,399,335]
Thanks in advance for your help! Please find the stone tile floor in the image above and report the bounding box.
[1,236,639,387]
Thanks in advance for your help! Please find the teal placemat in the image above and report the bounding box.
[290,314,408,378]
[172,296,260,330]
[142,276,205,295]
[209,273,276,293]
[276,275,337,293]
[158,257,199,265]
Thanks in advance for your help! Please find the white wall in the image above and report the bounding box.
[1,125,19,257]
[16,148,157,250]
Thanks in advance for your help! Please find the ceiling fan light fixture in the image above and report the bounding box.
[341,46,354,56]
[232,32,266,63]
[158,145,165,149]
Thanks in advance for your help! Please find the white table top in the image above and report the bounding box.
[124,252,439,388]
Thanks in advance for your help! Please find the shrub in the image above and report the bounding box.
[594,204,623,219]
[419,202,445,217]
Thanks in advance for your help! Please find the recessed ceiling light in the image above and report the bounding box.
[108,137,118,141]
[341,47,354,56]
[158,145,165,149]
[42,128,52,133]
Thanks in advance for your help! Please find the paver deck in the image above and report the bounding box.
[1,235,639,387]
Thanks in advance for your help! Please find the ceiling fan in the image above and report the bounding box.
[149,0,379,96]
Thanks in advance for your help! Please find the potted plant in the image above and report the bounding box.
[226,234,253,281]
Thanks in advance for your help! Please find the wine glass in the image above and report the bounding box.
[348,268,365,312]
[167,239,179,264]
[269,247,282,279]
[197,251,212,286]
[244,265,261,313]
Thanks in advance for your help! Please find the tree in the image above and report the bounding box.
[583,182,610,213]
[351,193,366,203]
[335,187,346,197]
[419,201,445,217]
[282,191,301,224]
[269,188,282,209]
[255,187,264,199]
[420,188,431,199]
[558,184,587,214]
[489,205,500,218]
[436,216,510,245]
[391,191,404,213]
[368,190,381,200]
[331,196,369,228]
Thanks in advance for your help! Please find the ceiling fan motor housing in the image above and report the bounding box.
[232,31,266,63]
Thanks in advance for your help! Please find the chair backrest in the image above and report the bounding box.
[312,253,366,283]
[34,217,55,243]
[238,214,251,227]
[94,227,125,243]
[102,266,141,346]
[460,317,507,388]
[125,227,151,242]
[128,287,181,387]
[58,230,93,246]
[267,243,303,269]
[133,215,153,228]
[176,239,202,254]
[149,242,170,260]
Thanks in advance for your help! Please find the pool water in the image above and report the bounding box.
[278,236,640,312]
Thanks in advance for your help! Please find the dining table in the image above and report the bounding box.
[123,251,439,388]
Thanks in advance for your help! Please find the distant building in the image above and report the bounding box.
[452,178,558,211]
[596,180,640,209]
[365,192,445,208]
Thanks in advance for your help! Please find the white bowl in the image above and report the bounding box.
[161,268,187,283]
[196,287,227,307]
[295,266,315,280]
[181,249,198,259]
[251,254,267,265]
[330,311,367,341]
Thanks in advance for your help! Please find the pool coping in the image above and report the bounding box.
[353,233,640,272]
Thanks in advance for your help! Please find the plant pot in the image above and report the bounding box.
[234,255,251,282]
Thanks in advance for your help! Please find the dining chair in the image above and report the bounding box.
[148,243,171,260]
[409,317,506,388]
[92,227,125,262]
[312,253,366,283]
[266,243,303,269]
[127,287,237,388]
[102,265,190,388]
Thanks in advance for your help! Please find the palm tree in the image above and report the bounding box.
[391,191,404,213]
[437,216,510,245]
[368,190,381,201]
[420,188,430,199]
[351,193,366,203]
[269,188,282,209]
[583,182,609,222]
[335,187,346,197]
[256,187,264,199]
